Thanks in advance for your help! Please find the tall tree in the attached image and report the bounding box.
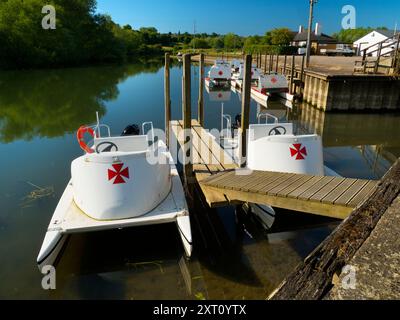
[269,28,294,46]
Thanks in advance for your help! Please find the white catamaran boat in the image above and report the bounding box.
[205,60,231,89]
[206,84,232,102]
[251,73,294,105]
[231,63,262,90]
[218,109,338,229]
[37,116,192,269]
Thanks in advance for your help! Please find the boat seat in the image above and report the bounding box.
[94,135,148,153]
[249,123,294,141]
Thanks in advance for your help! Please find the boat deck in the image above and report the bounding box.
[170,120,239,207]
[49,163,188,234]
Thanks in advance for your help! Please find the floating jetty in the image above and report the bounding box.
[165,53,400,300]
[167,53,378,219]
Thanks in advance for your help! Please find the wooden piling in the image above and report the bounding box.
[264,52,268,73]
[198,53,205,126]
[164,53,171,148]
[269,55,273,73]
[375,43,383,74]
[240,55,252,168]
[283,55,287,75]
[300,55,306,96]
[275,54,279,73]
[182,54,193,183]
[289,55,295,94]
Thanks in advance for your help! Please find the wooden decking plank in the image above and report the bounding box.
[192,126,221,167]
[334,180,369,206]
[178,121,215,168]
[310,177,346,202]
[258,173,295,194]
[287,176,324,199]
[202,170,237,185]
[321,178,357,204]
[298,176,335,201]
[277,175,315,197]
[216,174,253,190]
[240,171,277,192]
[209,173,245,190]
[191,121,236,169]
[178,120,222,170]
[346,180,378,208]
[267,174,307,196]
[251,172,289,193]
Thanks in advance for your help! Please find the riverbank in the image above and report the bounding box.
[269,158,400,300]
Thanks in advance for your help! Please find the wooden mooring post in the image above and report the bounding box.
[264,52,268,73]
[299,54,306,96]
[164,53,171,148]
[198,53,205,127]
[182,54,193,184]
[269,55,273,73]
[240,55,252,168]
[283,55,287,75]
[289,55,295,94]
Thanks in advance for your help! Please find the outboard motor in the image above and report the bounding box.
[232,114,241,130]
[121,124,140,136]
[231,114,242,138]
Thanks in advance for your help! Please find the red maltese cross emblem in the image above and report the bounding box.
[290,144,308,160]
[108,164,130,184]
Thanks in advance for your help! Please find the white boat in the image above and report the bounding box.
[206,60,231,88]
[205,84,232,102]
[37,116,192,269]
[255,73,294,102]
[251,86,269,106]
[217,110,339,230]
[231,59,242,73]
[231,64,262,90]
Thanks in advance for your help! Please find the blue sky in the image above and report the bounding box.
[96,0,400,36]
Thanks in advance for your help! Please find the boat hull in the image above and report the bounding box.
[37,141,192,268]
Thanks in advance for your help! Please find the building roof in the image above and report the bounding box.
[293,31,337,44]
[375,29,398,38]
[353,29,399,45]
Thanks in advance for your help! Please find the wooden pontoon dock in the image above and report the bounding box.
[165,53,400,300]
[166,53,378,220]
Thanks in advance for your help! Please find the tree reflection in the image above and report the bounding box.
[0,59,163,143]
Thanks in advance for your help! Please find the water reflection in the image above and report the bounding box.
[0,60,163,143]
[297,103,400,179]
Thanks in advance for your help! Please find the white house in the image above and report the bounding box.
[354,29,399,56]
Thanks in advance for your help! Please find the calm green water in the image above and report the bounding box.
[0,59,399,299]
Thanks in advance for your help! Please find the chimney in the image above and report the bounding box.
[315,22,322,36]
[299,25,304,34]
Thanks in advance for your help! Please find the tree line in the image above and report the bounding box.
[0,0,388,69]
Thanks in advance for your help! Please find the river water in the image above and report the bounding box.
[0,59,399,299]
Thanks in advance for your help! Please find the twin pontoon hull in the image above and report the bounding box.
[37,142,192,269]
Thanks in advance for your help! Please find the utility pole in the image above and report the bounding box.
[193,20,197,53]
[306,0,317,67]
